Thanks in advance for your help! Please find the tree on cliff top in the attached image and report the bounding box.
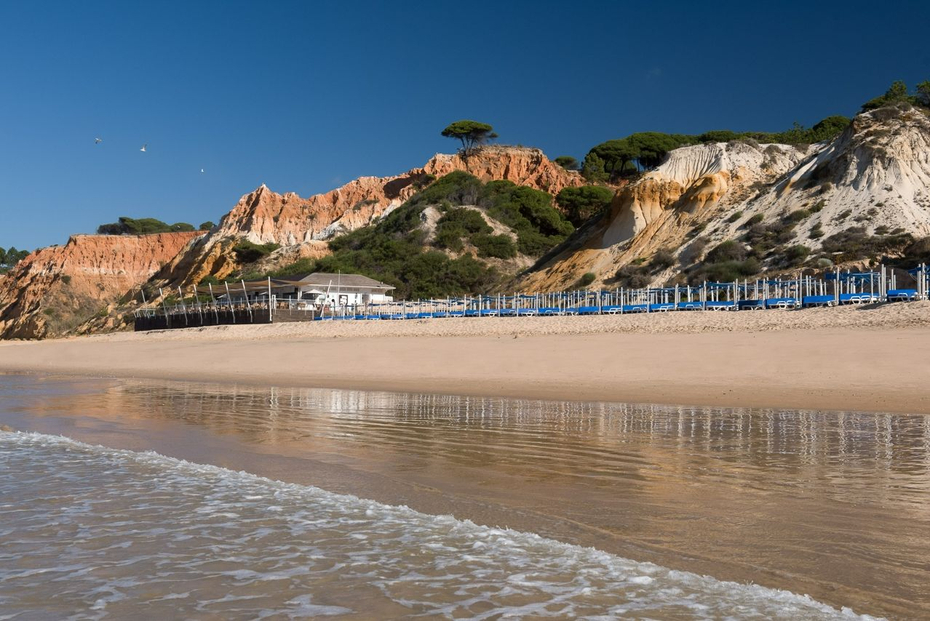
[917,81,930,107]
[0,246,30,272]
[861,80,915,111]
[97,217,195,235]
[554,155,579,170]
[441,120,498,155]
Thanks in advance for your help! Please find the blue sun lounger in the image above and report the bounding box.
[839,293,878,304]
[516,308,538,316]
[649,303,675,312]
[677,301,703,311]
[538,307,562,315]
[802,295,834,308]
[704,301,735,311]
[602,305,623,314]
[887,289,918,302]
[622,304,648,313]
[577,306,600,315]
[765,297,800,309]
[738,300,765,311]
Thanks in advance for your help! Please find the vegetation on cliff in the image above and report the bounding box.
[97,217,198,235]
[579,117,851,183]
[441,120,498,155]
[861,79,930,111]
[227,171,574,299]
[0,247,30,274]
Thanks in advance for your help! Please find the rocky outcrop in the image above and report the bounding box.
[214,146,580,248]
[162,146,583,286]
[521,105,930,291]
[0,232,202,339]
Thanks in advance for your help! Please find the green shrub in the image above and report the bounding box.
[649,248,676,270]
[809,200,826,214]
[901,236,930,264]
[233,240,281,263]
[682,238,708,264]
[409,170,483,207]
[578,272,596,287]
[554,156,579,171]
[97,217,195,235]
[706,240,747,263]
[556,186,614,226]
[434,208,492,252]
[472,234,517,259]
[786,209,811,223]
[615,265,651,288]
[781,244,810,267]
[481,180,573,256]
[727,211,744,223]
[821,227,913,262]
[268,258,317,278]
[745,214,764,226]
[60,274,72,285]
[434,226,465,252]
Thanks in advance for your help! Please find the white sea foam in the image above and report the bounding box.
[0,430,881,619]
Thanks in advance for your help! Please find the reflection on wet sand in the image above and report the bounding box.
[3,375,929,618]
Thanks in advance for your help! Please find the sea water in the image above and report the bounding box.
[0,430,876,620]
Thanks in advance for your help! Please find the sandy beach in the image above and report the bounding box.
[2,301,929,414]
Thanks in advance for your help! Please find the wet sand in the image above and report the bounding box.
[3,375,928,618]
[1,307,929,413]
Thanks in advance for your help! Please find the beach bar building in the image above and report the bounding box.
[270,272,395,309]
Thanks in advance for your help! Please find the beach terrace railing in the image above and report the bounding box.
[133,263,929,330]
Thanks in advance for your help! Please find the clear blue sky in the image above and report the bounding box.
[2,0,928,250]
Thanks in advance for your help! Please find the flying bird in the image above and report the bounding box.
[140,144,147,153]
[200,168,205,173]
[94,137,102,144]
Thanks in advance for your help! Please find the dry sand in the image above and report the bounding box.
[1,301,929,413]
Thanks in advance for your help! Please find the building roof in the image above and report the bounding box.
[195,272,394,296]
[271,272,395,290]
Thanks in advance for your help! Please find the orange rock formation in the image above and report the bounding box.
[0,231,202,339]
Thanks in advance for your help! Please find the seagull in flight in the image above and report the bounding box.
[94,137,102,144]
[200,168,205,174]
[140,144,147,153]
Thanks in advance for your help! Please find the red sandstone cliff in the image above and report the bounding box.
[0,231,203,339]
[161,146,583,285]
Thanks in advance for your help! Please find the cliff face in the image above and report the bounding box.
[0,232,202,339]
[521,105,930,291]
[217,146,580,247]
[161,146,583,286]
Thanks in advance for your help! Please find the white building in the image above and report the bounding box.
[198,272,395,312]
[270,272,394,309]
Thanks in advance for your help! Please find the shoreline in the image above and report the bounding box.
[2,306,930,413]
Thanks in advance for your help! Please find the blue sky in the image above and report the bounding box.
[2,0,928,250]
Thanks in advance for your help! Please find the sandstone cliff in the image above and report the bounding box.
[521,105,930,290]
[0,232,202,339]
[160,146,583,286]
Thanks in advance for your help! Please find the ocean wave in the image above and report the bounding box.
[0,430,879,619]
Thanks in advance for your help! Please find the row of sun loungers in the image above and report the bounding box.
[314,287,923,321]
